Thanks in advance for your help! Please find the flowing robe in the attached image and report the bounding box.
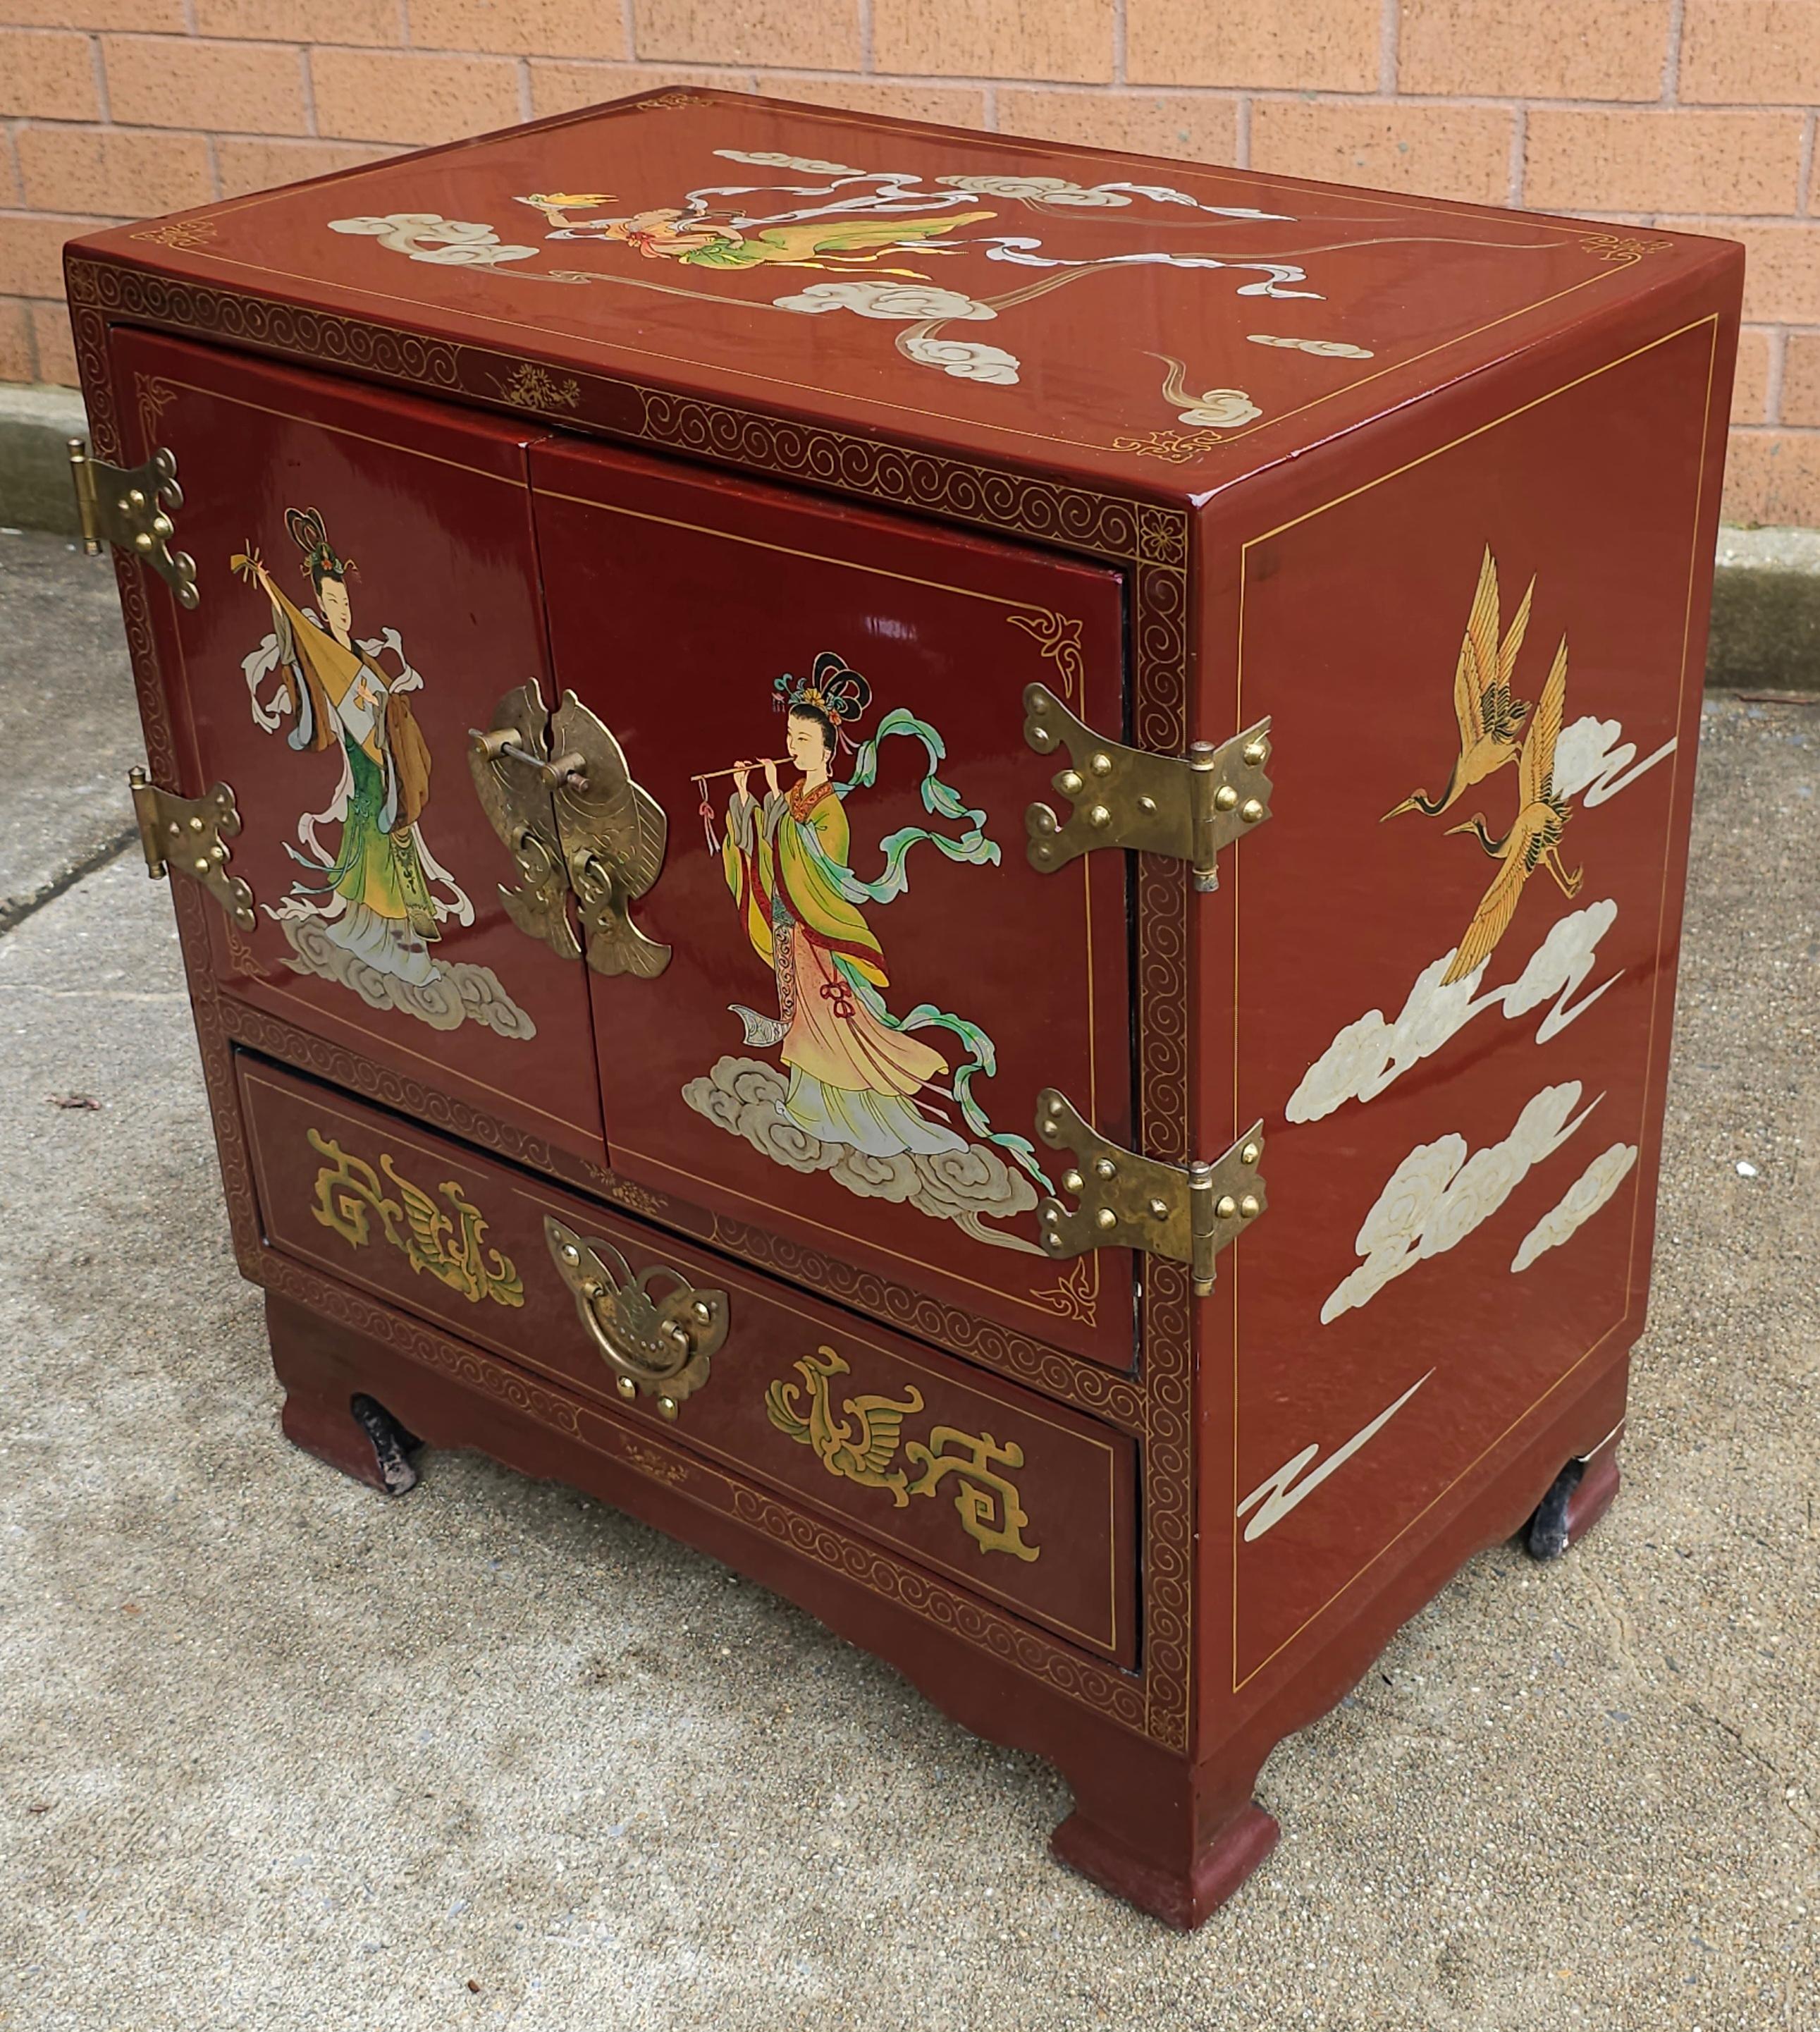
[723,778,965,1161]
[263,577,441,979]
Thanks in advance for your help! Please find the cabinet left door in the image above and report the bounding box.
[109,329,607,1170]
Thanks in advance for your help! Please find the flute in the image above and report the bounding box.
[691,757,790,783]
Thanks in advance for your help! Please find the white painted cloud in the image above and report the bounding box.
[1286,901,1621,1125]
[1511,1142,1637,1272]
[1550,717,1676,806]
[771,280,997,321]
[1320,1082,1600,1324]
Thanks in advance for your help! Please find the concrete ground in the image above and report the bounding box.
[0,527,1814,2031]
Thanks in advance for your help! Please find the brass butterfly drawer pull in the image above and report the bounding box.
[544,1218,727,1419]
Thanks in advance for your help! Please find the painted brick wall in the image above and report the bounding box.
[1,1,1813,524]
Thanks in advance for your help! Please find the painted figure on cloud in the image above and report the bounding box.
[233,510,472,986]
[518,191,996,276]
[698,651,1047,1192]
[718,658,964,1161]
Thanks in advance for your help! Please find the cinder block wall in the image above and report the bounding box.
[1,1,1815,525]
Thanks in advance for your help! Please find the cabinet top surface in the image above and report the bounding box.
[75,87,1734,497]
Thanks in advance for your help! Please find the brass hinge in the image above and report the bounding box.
[128,768,255,929]
[68,441,199,609]
[1023,683,1272,890]
[1033,1088,1266,1299]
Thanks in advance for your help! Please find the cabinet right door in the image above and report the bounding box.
[531,438,1136,1373]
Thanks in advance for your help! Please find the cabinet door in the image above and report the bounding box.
[111,331,605,1169]
[530,439,1133,1371]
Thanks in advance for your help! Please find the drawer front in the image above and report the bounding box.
[238,1056,1136,1665]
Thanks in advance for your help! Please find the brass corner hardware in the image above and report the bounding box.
[68,441,199,609]
[128,767,254,930]
[468,685,582,963]
[545,1218,727,1416]
[1033,1088,1266,1299]
[548,691,671,980]
[1022,683,1273,890]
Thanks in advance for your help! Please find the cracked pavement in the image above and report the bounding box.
[0,530,1814,2028]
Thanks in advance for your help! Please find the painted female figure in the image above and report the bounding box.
[234,508,468,985]
[711,646,1056,1187]
[720,661,969,1161]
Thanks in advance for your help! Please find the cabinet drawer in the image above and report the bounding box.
[238,1055,1137,1666]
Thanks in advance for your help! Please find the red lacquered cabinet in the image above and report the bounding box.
[70,86,1740,1926]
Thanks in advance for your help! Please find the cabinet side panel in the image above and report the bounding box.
[1186,264,1740,1746]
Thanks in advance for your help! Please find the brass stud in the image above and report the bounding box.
[1215,1194,1238,1220]
[1242,737,1269,768]
[616,1375,637,1400]
[1238,1193,1261,1220]
[1240,798,1265,825]
[691,1299,713,1323]
[1241,1141,1261,1167]
[188,815,205,833]
[657,1395,679,1421]
[1093,1207,1117,1231]
[1062,1168,1084,1195]
[1148,1196,1169,1220]
[1213,784,1239,812]
[1089,752,1113,776]
[1138,794,1157,815]
[192,857,211,876]
[1093,1156,1117,1180]
[1057,769,1083,795]
[1044,1231,1064,1251]
[1087,804,1112,828]
[560,1243,579,1265]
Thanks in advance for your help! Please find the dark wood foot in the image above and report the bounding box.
[280,1383,420,1493]
[269,1293,421,1493]
[1048,1737,1280,1929]
[1523,1445,1621,1560]
[1052,1798,1279,1930]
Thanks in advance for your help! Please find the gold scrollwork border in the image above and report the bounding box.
[77,249,1194,1750]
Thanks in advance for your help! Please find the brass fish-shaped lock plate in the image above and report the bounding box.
[1033,1088,1267,1299]
[1023,683,1273,891]
[468,682,582,962]
[547,691,672,980]
[128,768,255,929]
[544,1218,728,1416]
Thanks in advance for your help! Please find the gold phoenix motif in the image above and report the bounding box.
[307,1127,525,1308]
[765,1345,1040,1562]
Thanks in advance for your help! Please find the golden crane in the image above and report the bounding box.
[1439,635,1584,986]
[1383,546,1535,822]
